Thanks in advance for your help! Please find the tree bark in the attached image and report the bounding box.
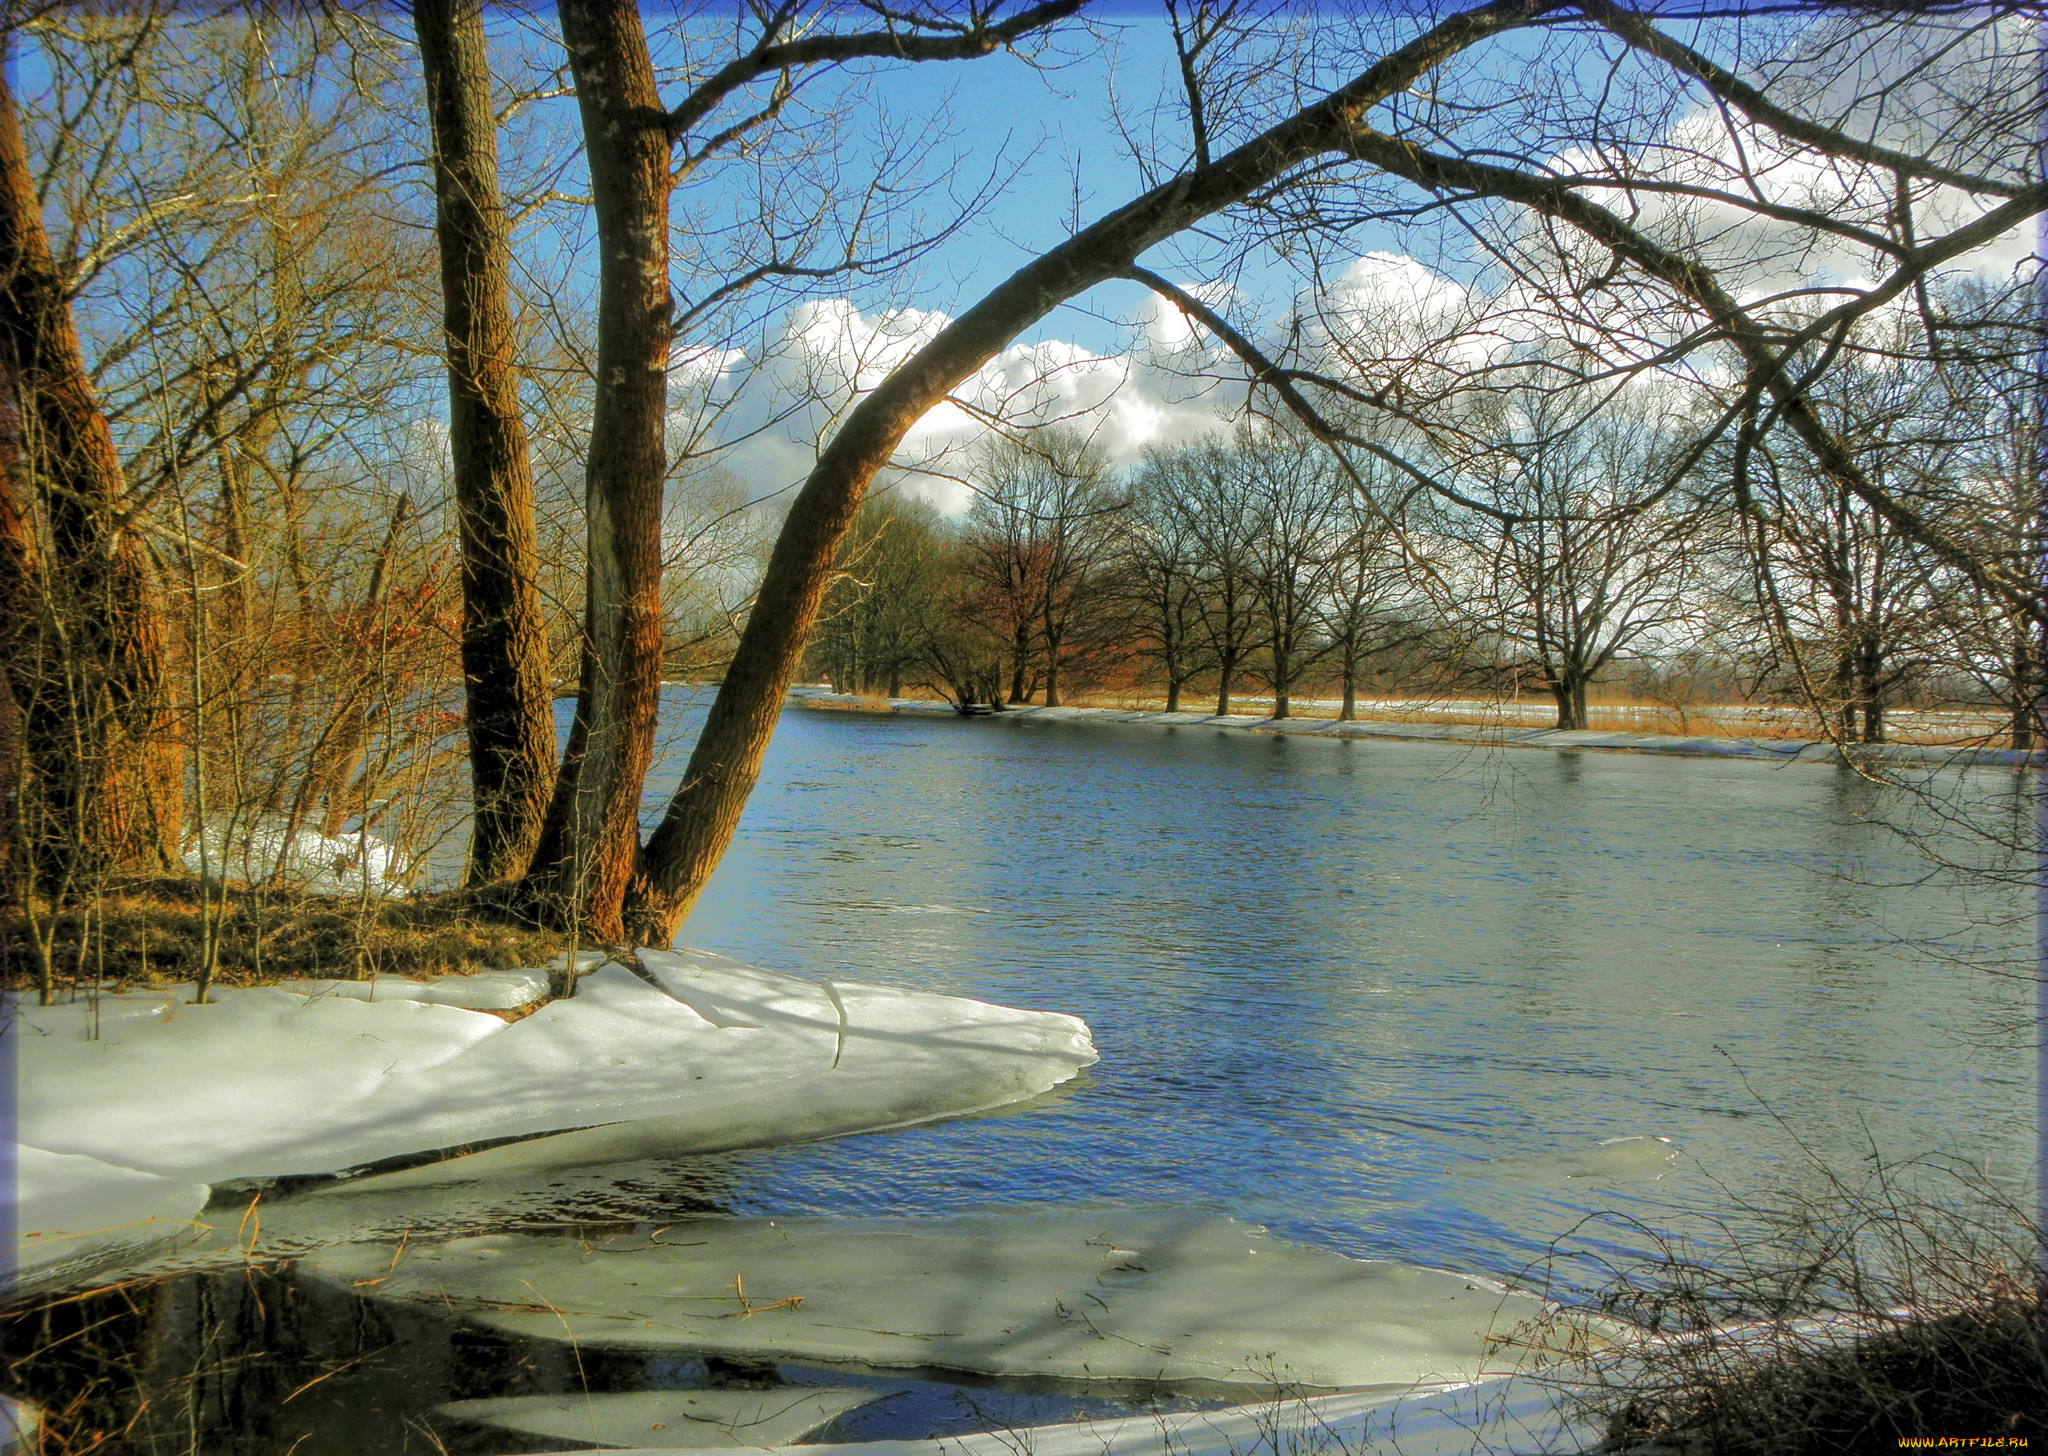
[2010,621,2034,751]
[417,0,558,887]
[520,0,673,938]
[0,52,181,892]
[1549,675,1588,731]
[620,0,1570,944]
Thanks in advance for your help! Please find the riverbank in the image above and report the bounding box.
[793,692,2045,770]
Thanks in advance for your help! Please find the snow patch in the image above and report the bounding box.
[182,815,413,897]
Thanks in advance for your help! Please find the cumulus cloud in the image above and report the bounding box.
[694,293,1247,514]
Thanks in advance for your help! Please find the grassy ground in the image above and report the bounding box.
[4,877,567,995]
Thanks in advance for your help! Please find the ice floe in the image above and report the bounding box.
[1474,1136,1679,1184]
[306,1209,1588,1390]
[436,1388,880,1449]
[7,953,1096,1287]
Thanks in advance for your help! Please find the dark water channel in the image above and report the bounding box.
[8,693,2037,1453]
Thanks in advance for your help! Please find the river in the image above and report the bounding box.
[8,691,2036,1453]
[671,697,2036,1282]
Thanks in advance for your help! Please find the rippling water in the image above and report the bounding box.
[656,695,2036,1285]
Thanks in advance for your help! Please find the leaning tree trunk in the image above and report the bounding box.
[618,0,1565,945]
[520,0,673,938]
[0,54,181,893]
[416,0,559,887]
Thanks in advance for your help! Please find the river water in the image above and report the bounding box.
[9,693,2038,1453]
[667,699,2036,1284]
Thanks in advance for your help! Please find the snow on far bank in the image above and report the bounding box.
[6,951,1097,1292]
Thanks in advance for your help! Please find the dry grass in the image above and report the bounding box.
[804,691,903,713]
[3,877,567,994]
[1058,692,2019,745]
[1531,1154,2045,1455]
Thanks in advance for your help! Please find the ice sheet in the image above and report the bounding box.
[7,1146,209,1293]
[330,956,1098,1188]
[1474,1136,1679,1183]
[436,1388,880,1448]
[271,969,551,1010]
[306,1210,1582,1389]
[14,958,1095,1187]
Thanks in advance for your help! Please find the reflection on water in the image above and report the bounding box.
[6,691,2034,1453]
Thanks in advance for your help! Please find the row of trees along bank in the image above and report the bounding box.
[2,2,2041,958]
[811,327,2039,744]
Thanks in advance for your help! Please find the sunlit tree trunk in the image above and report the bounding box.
[416,0,558,887]
[520,0,673,939]
[0,52,181,891]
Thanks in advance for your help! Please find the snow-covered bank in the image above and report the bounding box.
[5,951,1096,1292]
[796,695,2045,770]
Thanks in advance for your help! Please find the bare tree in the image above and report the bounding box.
[1241,425,1342,719]
[810,491,952,697]
[1421,390,1701,731]
[1315,452,1425,722]
[515,0,1090,938]
[1118,454,1214,712]
[963,428,1124,708]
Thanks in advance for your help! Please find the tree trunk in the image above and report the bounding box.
[520,0,673,939]
[1043,631,1062,707]
[1550,675,1588,731]
[2011,620,2035,751]
[1165,677,1181,713]
[1214,661,1234,717]
[1340,641,1358,721]
[618,1,1552,944]
[1007,620,1032,704]
[0,53,182,892]
[417,0,558,887]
